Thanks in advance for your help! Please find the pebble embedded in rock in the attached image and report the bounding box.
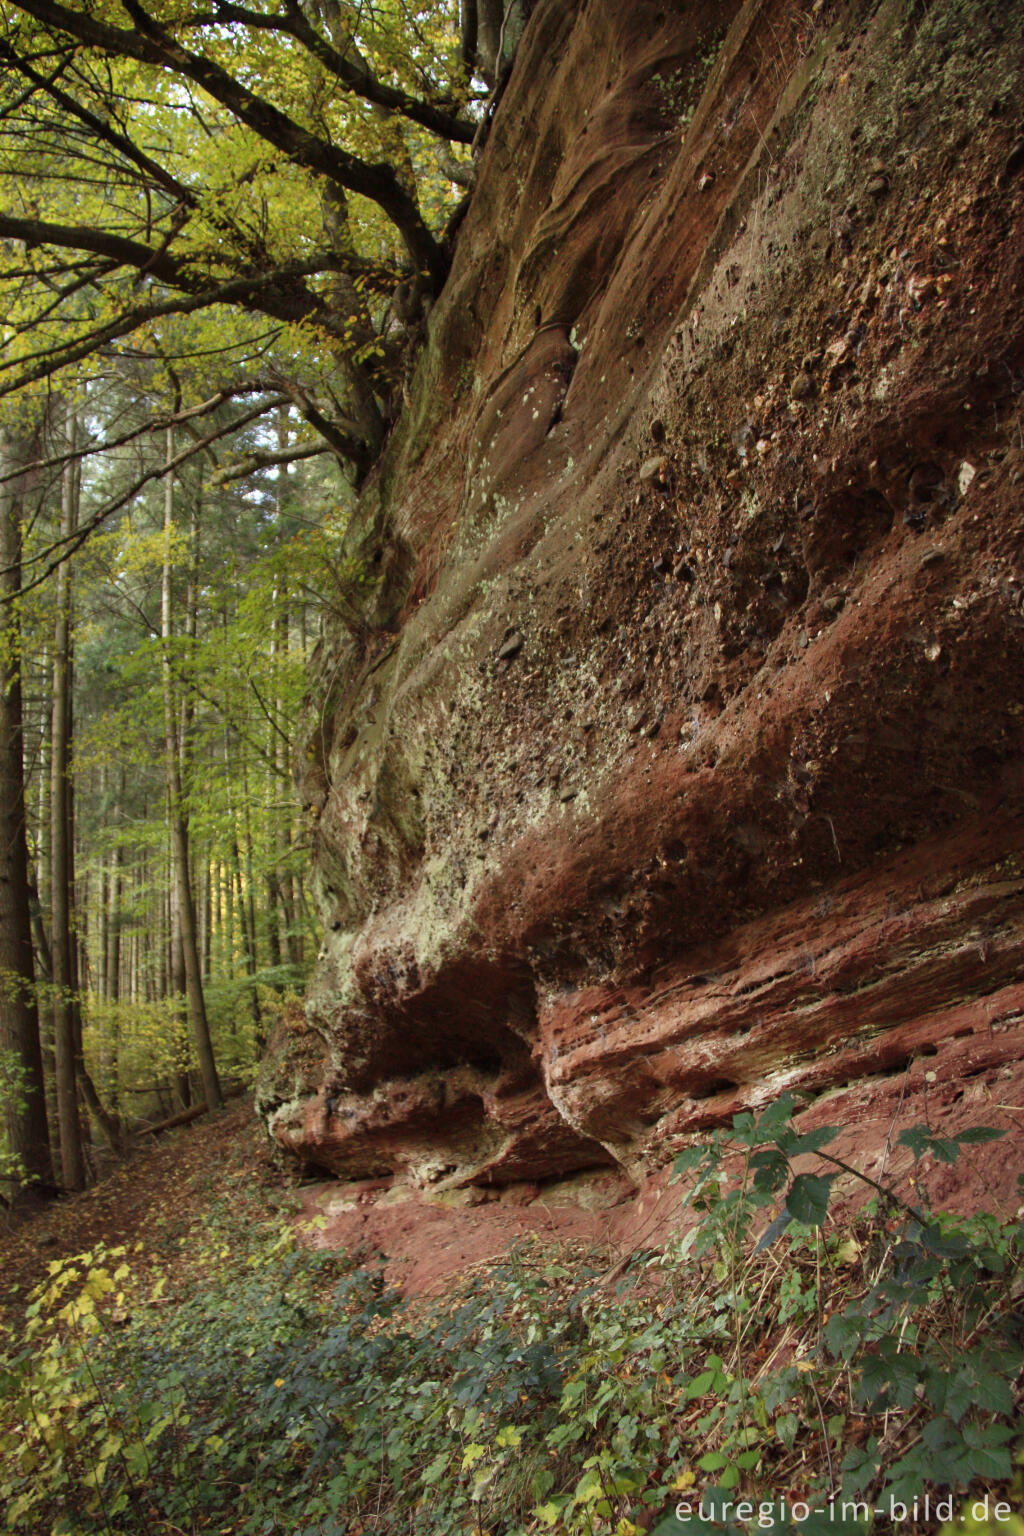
[497,632,524,660]
[958,461,976,496]
[791,370,816,401]
[639,454,670,486]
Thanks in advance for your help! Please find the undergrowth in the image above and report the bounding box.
[1,1096,1022,1535]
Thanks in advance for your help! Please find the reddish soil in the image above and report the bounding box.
[1,1080,1019,1313]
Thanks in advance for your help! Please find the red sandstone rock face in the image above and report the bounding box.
[258,0,1024,1207]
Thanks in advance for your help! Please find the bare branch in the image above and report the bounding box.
[210,442,333,485]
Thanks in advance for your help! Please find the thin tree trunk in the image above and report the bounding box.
[51,409,86,1192]
[225,741,260,1041]
[162,426,222,1111]
[67,766,95,1155]
[272,586,302,971]
[238,755,265,1050]
[0,425,56,1204]
[104,817,123,1116]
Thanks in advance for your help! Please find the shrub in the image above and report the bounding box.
[1,1098,1021,1534]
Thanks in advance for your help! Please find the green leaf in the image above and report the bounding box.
[897,1125,932,1159]
[531,1468,555,1501]
[786,1124,841,1155]
[421,1450,451,1485]
[753,1094,797,1135]
[751,1148,789,1192]
[687,1368,719,1398]
[671,1146,709,1181]
[785,1172,835,1227]
[774,1412,799,1449]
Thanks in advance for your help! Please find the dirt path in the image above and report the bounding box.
[0,1100,273,1322]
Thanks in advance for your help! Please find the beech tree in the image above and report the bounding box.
[0,0,495,492]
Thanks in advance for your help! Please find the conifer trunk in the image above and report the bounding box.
[0,426,55,1203]
[161,426,222,1111]
[51,410,86,1191]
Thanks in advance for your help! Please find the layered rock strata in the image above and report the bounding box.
[259,0,1024,1193]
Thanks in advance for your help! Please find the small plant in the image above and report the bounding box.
[656,1098,1023,1528]
[0,1047,29,1198]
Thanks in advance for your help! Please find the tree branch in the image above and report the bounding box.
[210,442,333,485]
[204,0,477,144]
[9,0,446,284]
[280,383,373,482]
[0,222,395,402]
[3,395,292,596]
[0,39,197,208]
[0,385,288,487]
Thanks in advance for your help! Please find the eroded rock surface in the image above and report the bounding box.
[259,0,1024,1197]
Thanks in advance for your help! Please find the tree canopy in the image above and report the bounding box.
[0,0,512,499]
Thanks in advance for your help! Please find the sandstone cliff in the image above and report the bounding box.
[258,0,1024,1206]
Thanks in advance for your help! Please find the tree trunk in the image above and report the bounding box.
[0,424,56,1204]
[169,877,191,1113]
[239,755,266,1051]
[51,409,86,1192]
[104,845,122,1115]
[162,426,222,1110]
[224,725,262,1042]
[272,579,303,972]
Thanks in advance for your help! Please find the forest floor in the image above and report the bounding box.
[0,1098,275,1325]
[3,1096,1023,1532]
[0,1098,624,1319]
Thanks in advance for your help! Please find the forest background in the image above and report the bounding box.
[0,0,512,1203]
